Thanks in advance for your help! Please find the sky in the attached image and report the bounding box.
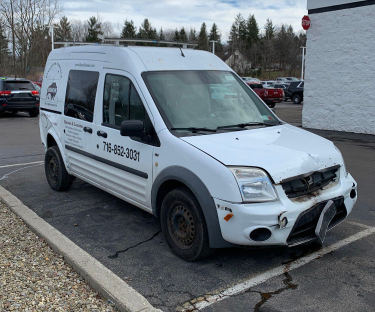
[59,0,308,40]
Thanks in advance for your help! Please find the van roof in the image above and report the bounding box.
[48,45,229,72]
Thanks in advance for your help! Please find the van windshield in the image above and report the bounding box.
[143,71,279,133]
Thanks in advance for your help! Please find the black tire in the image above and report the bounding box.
[29,109,39,117]
[45,146,73,191]
[160,188,212,261]
[268,103,275,108]
[292,94,302,104]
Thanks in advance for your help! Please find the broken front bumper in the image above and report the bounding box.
[214,171,357,246]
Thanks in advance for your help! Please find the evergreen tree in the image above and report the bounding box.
[188,28,197,42]
[85,16,103,42]
[55,16,72,42]
[264,18,275,40]
[173,29,180,41]
[229,14,245,52]
[159,28,165,41]
[121,20,137,38]
[245,14,259,48]
[197,22,208,50]
[179,27,188,42]
[138,19,157,39]
[209,23,222,52]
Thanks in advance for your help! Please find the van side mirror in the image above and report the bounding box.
[120,120,144,137]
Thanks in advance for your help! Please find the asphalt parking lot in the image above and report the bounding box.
[1,104,375,312]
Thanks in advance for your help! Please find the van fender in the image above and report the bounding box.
[152,166,234,248]
[45,129,71,174]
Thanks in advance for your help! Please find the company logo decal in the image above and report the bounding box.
[47,82,57,101]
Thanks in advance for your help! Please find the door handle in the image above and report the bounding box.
[83,127,92,134]
[97,130,107,138]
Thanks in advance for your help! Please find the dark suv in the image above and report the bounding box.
[0,78,40,117]
[287,81,304,104]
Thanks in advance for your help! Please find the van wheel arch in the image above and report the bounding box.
[47,133,57,148]
[152,166,234,249]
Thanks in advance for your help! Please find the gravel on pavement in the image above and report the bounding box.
[0,201,116,312]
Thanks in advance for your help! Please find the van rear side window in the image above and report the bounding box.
[64,70,99,122]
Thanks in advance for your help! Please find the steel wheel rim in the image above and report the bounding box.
[168,202,196,249]
[48,156,59,183]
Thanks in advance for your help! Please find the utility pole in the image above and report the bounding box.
[209,40,218,55]
[301,47,306,80]
[47,25,57,50]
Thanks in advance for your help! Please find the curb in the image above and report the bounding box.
[0,186,161,312]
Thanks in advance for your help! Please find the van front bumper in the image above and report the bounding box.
[214,172,357,246]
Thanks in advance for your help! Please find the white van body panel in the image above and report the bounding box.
[153,129,242,203]
[181,124,342,184]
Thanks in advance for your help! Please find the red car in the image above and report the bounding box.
[34,75,43,87]
[247,82,284,108]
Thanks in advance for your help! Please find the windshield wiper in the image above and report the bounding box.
[217,122,277,130]
[170,127,217,133]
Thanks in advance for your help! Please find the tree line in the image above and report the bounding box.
[0,0,305,79]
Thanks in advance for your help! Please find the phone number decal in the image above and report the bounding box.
[103,141,140,162]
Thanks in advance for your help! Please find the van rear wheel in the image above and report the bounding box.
[160,188,212,261]
[45,146,73,191]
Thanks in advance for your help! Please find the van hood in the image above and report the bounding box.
[181,124,343,183]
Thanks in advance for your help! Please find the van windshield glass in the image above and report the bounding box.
[143,71,278,132]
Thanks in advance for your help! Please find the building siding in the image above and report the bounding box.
[303,4,375,134]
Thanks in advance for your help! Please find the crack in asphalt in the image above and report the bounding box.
[250,272,298,312]
[108,230,162,259]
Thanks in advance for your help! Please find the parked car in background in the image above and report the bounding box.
[0,77,40,117]
[249,82,284,108]
[276,77,290,84]
[242,77,261,84]
[285,77,301,82]
[34,76,43,87]
[261,81,278,88]
[273,84,289,101]
[32,83,41,93]
[287,81,304,104]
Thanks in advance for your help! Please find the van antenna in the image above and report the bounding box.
[180,47,185,57]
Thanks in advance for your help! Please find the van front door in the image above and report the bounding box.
[93,71,155,211]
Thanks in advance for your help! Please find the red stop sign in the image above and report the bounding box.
[302,15,311,30]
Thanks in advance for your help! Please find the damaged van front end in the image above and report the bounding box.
[182,124,357,247]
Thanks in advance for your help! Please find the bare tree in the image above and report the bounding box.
[0,0,61,76]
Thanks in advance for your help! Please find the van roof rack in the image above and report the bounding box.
[53,38,198,49]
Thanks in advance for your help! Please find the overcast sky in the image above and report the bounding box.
[59,0,308,40]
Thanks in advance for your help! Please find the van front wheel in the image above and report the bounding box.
[45,146,73,191]
[160,188,212,261]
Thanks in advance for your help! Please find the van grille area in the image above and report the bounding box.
[287,197,347,246]
[281,167,339,199]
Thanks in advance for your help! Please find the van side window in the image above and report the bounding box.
[103,74,145,127]
[103,75,130,126]
[130,84,145,121]
[64,70,99,123]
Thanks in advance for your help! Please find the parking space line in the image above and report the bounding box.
[0,163,44,181]
[0,161,43,169]
[346,220,373,229]
[180,225,375,311]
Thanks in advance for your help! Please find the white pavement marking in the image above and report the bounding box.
[0,161,43,169]
[181,225,375,311]
[0,163,43,181]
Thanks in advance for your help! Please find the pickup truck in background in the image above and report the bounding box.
[247,82,284,108]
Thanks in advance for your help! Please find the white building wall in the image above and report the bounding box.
[303,4,375,135]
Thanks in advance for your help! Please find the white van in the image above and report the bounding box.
[39,45,357,261]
